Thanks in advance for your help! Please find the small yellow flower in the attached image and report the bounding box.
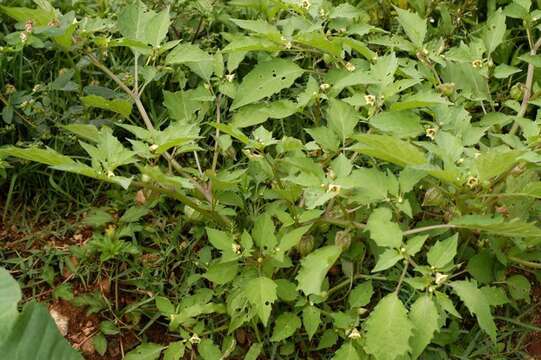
[225,73,235,82]
[425,127,437,140]
[364,94,376,106]
[345,62,356,72]
[19,31,28,43]
[24,20,33,34]
[301,0,311,9]
[348,328,361,339]
[319,83,330,91]
[466,176,479,189]
[472,59,483,68]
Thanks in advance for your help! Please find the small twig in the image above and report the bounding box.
[211,94,222,172]
[402,223,456,236]
[395,260,409,293]
[510,37,541,135]
[508,255,541,269]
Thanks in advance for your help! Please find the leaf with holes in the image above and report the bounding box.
[231,59,304,110]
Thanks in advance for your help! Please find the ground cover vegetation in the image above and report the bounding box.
[2,0,541,359]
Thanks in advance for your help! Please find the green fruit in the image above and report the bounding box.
[297,235,315,257]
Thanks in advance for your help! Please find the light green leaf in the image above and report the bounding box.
[163,341,185,360]
[364,293,413,360]
[351,134,427,166]
[427,233,458,269]
[278,225,312,253]
[244,343,263,360]
[166,44,214,80]
[231,100,297,128]
[206,228,235,252]
[93,333,107,356]
[231,59,304,110]
[117,1,169,48]
[450,280,497,341]
[0,268,21,339]
[60,124,101,143]
[507,274,531,302]
[81,95,132,118]
[230,18,280,36]
[372,248,403,272]
[0,302,83,360]
[370,110,423,138]
[296,245,342,295]
[405,235,428,256]
[302,306,321,340]
[474,149,522,182]
[203,261,239,285]
[244,277,277,326]
[390,91,450,111]
[2,147,74,166]
[327,98,359,143]
[481,286,510,307]
[367,207,403,248]
[493,64,521,79]
[270,312,301,342]
[0,5,54,26]
[395,7,426,48]
[409,295,439,359]
[483,9,506,54]
[348,281,373,308]
[451,215,541,237]
[125,343,164,360]
[332,342,361,360]
[198,339,222,360]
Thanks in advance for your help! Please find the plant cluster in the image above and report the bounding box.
[2,0,541,359]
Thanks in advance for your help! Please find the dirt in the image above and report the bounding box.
[526,286,541,359]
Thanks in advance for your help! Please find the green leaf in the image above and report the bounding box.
[507,274,531,302]
[81,95,132,118]
[231,59,304,110]
[278,225,311,253]
[395,7,426,48]
[244,343,263,360]
[60,124,101,143]
[231,100,297,128]
[0,268,21,339]
[0,5,54,26]
[370,110,423,138]
[332,342,362,360]
[372,248,403,272]
[348,281,373,308]
[474,149,522,182]
[117,1,169,48]
[230,18,280,36]
[452,215,541,237]
[302,306,321,340]
[481,286,510,307]
[351,134,427,166]
[450,280,497,341]
[296,245,342,295]
[0,302,83,360]
[327,98,359,144]
[203,261,239,285]
[483,9,506,54]
[409,295,439,359]
[390,91,450,111]
[198,339,222,360]
[93,333,107,356]
[244,277,277,326]
[427,234,458,269]
[519,53,541,67]
[206,228,234,252]
[367,207,403,248]
[2,147,74,166]
[405,235,428,256]
[493,64,521,78]
[270,312,301,342]
[166,44,214,80]
[163,341,185,360]
[364,293,413,360]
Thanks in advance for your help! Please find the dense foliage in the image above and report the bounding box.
[2,0,541,359]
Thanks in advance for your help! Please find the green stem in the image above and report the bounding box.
[508,255,541,269]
